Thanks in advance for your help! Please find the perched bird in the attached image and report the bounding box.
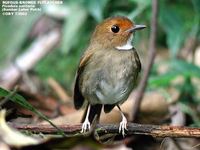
[74,16,146,136]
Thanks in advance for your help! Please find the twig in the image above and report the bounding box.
[0,29,61,90]
[132,0,158,121]
[11,123,200,138]
[47,77,71,103]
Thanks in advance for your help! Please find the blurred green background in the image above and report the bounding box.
[0,0,200,126]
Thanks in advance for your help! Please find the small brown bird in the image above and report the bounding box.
[74,16,146,136]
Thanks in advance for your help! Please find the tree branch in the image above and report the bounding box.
[132,0,158,121]
[11,123,200,138]
[0,29,61,90]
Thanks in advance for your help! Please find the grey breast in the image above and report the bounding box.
[81,49,139,105]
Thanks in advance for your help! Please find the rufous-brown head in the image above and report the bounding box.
[89,16,146,50]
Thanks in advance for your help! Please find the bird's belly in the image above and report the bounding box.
[81,50,138,105]
[83,64,135,105]
[95,78,133,104]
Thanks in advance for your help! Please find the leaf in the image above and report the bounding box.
[0,110,39,146]
[191,0,200,14]
[191,0,200,38]
[128,0,151,19]
[0,14,41,65]
[0,87,65,136]
[171,59,200,78]
[61,4,87,54]
[149,71,179,87]
[84,0,108,22]
[148,59,200,87]
[159,5,185,57]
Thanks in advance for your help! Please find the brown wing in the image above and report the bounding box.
[73,51,93,109]
[133,48,141,73]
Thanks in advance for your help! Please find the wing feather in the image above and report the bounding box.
[73,51,93,109]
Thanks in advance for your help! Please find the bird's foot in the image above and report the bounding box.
[119,113,128,137]
[81,118,91,133]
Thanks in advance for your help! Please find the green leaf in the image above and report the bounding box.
[149,59,200,87]
[191,0,200,14]
[171,59,200,78]
[128,0,151,19]
[61,4,87,54]
[0,87,65,136]
[159,5,185,57]
[129,0,151,5]
[149,71,179,87]
[0,14,41,65]
[84,0,108,22]
[191,0,200,38]
[167,31,185,58]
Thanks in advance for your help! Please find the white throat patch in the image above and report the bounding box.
[116,34,133,50]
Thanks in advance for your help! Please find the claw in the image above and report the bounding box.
[119,114,128,137]
[117,105,128,137]
[81,104,91,133]
[81,118,91,133]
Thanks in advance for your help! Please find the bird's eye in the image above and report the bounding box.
[111,25,120,33]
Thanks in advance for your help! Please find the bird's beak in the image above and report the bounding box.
[127,25,146,33]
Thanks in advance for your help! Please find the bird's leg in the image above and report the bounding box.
[117,105,128,137]
[81,104,91,133]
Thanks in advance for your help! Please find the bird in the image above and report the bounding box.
[73,16,146,136]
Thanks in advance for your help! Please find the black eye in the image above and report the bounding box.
[111,25,120,33]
